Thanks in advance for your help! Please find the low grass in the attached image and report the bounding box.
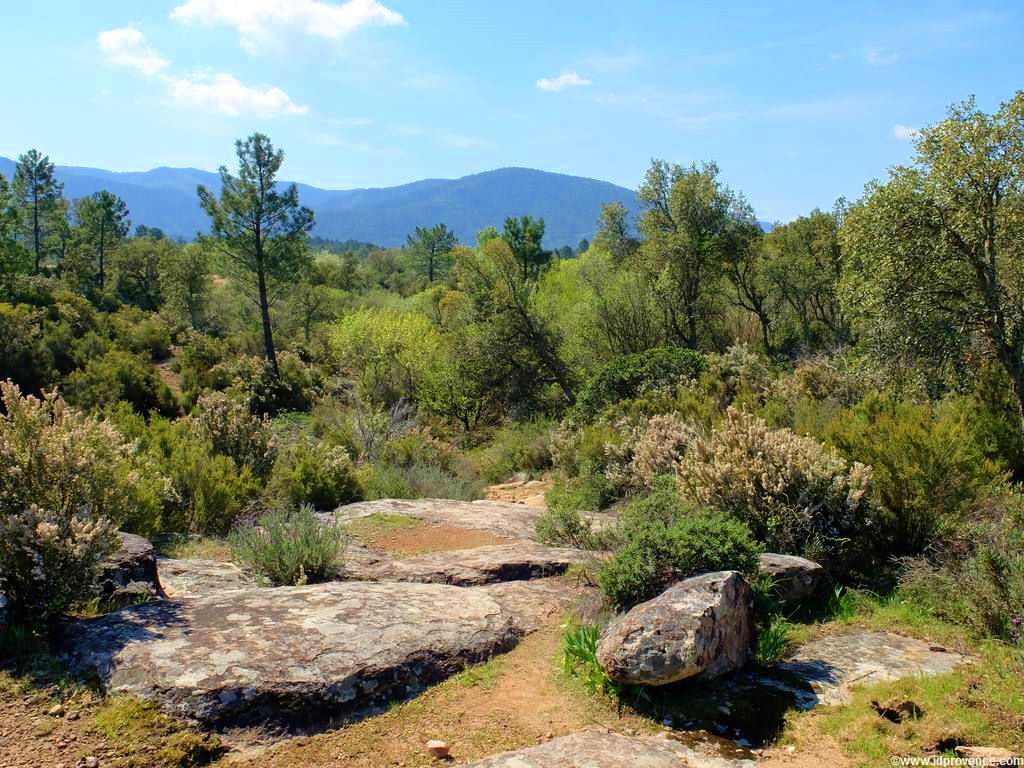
[344,512,424,542]
[92,696,225,767]
[451,655,506,689]
[155,534,231,561]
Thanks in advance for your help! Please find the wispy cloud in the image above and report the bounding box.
[536,71,592,92]
[97,27,306,117]
[171,73,307,116]
[97,27,169,75]
[866,48,900,66]
[171,0,405,53]
[893,123,919,140]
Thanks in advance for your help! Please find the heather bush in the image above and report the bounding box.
[677,408,876,574]
[0,382,167,619]
[228,505,345,586]
[267,442,361,511]
[192,391,277,477]
[605,413,693,494]
[471,419,556,483]
[598,483,762,606]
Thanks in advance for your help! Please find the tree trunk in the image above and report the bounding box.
[257,264,279,376]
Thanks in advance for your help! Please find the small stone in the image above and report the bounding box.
[954,746,1020,766]
[48,703,65,717]
[67,710,80,721]
[786,745,796,754]
[544,731,553,739]
[426,740,450,759]
[929,644,948,653]
[83,758,100,768]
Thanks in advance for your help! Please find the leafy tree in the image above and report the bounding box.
[636,160,751,348]
[161,243,210,329]
[0,174,31,286]
[12,149,64,274]
[502,215,550,281]
[198,133,314,377]
[134,224,165,240]
[841,92,1024,419]
[110,236,175,310]
[576,238,590,255]
[764,208,846,349]
[593,202,637,262]
[73,191,130,291]
[406,223,457,282]
[721,222,776,353]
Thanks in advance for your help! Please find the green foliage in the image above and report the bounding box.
[471,419,555,482]
[562,623,618,695]
[64,348,176,416]
[191,391,277,477]
[534,496,601,550]
[755,614,793,665]
[360,462,482,502]
[574,347,706,422]
[406,223,457,282]
[826,585,857,621]
[267,442,361,511]
[598,484,762,606]
[228,505,345,587]
[108,307,173,361]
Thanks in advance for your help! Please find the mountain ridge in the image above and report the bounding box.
[0,157,770,246]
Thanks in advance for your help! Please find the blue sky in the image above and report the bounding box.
[1,1,1019,222]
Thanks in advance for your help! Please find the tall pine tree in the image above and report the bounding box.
[12,149,64,274]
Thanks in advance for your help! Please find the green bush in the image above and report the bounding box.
[472,420,556,483]
[228,505,346,586]
[267,442,362,511]
[597,484,762,606]
[361,461,483,501]
[535,500,602,550]
[574,347,706,422]
[64,349,177,416]
[192,391,277,477]
[108,308,172,361]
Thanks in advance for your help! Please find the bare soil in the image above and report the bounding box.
[352,521,513,557]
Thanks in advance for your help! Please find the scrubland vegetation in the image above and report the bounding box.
[2,92,1024,763]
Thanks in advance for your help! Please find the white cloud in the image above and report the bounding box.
[170,73,308,116]
[866,48,900,66]
[893,123,919,140]
[171,0,405,52]
[536,71,593,92]
[98,27,169,75]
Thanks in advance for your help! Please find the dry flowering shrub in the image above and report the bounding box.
[192,391,277,476]
[606,414,695,493]
[677,407,877,572]
[0,381,157,620]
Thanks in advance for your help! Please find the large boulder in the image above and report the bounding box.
[597,571,754,686]
[97,532,164,603]
[464,727,756,768]
[759,553,823,603]
[58,581,520,729]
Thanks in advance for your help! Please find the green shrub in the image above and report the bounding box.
[678,408,876,575]
[535,501,601,550]
[826,395,998,556]
[64,349,177,416]
[267,442,362,511]
[574,347,706,422]
[598,484,762,606]
[562,623,618,695]
[108,308,172,361]
[361,462,483,501]
[228,505,345,586]
[380,427,464,475]
[472,420,556,483]
[0,382,166,620]
[755,614,793,665]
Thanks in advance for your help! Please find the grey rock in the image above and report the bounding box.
[758,553,823,603]
[597,571,755,686]
[954,746,1021,766]
[462,728,756,768]
[479,578,586,633]
[59,581,520,729]
[328,498,544,540]
[156,557,253,598]
[98,533,164,600]
[359,543,590,586]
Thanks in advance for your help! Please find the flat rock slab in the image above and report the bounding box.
[357,543,590,586]
[329,499,544,541]
[156,557,253,598]
[59,582,520,730]
[479,578,587,633]
[462,728,756,768]
[771,630,968,706]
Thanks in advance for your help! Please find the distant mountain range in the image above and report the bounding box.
[0,158,770,247]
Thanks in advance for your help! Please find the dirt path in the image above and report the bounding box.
[226,626,655,767]
[484,479,552,508]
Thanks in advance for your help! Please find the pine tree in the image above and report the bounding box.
[12,149,64,274]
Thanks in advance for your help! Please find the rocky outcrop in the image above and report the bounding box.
[463,728,756,768]
[328,498,545,540]
[597,571,755,686]
[479,578,586,633]
[156,558,253,598]
[59,581,520,729]
[356,543,590,586]
[758,553,823,603]
[97,533,164,602]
